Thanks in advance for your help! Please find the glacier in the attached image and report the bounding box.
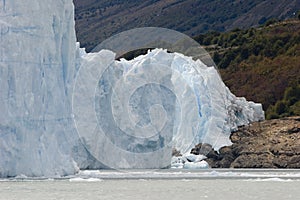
[0,0,81,177]
[0,0,264,177]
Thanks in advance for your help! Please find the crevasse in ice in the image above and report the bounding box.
[0,0,264,177]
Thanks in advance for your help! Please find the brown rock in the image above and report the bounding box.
[219,146,232,156]
[288,127,300,134]
[191,143,213,155]
[189,116,300,168]
[216,155,235,168]
[172,148,182,157]
[288,155,300,168]
[230,154,274,168]
[273,155,289,168]
[191,143,221,159]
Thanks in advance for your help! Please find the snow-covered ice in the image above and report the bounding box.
[0,0,264,177]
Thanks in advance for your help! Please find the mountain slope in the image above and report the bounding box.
[199,20,300,118]
[73,0,300,51]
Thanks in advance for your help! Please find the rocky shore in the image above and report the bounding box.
[190,116,300,168]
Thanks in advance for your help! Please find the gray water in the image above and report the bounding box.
[1,169,300,200]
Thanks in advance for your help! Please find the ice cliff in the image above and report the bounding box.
[0,0,264,177]
[0,0,79,177]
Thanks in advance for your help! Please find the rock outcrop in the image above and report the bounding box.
[191,117,300,168]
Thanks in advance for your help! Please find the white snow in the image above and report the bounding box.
[0,0,264,177]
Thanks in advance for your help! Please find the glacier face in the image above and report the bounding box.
[74,49,264,169]
[0,0,80,177]
[0,0,264,177]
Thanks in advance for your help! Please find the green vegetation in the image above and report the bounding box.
[195,21,300,69]
[266,84,300,119]
[196,20,300,119]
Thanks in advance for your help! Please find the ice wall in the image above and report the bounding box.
[0,0,78,177]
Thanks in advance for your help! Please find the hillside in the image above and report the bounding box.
[73,0,300,51]
[198,20,300,119]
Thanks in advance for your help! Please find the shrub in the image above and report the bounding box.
[274,101,287,115]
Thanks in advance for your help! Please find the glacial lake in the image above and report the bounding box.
[1,169,300,200]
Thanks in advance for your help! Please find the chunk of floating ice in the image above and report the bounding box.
[182,153,207,162]
[183,161,210,169]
